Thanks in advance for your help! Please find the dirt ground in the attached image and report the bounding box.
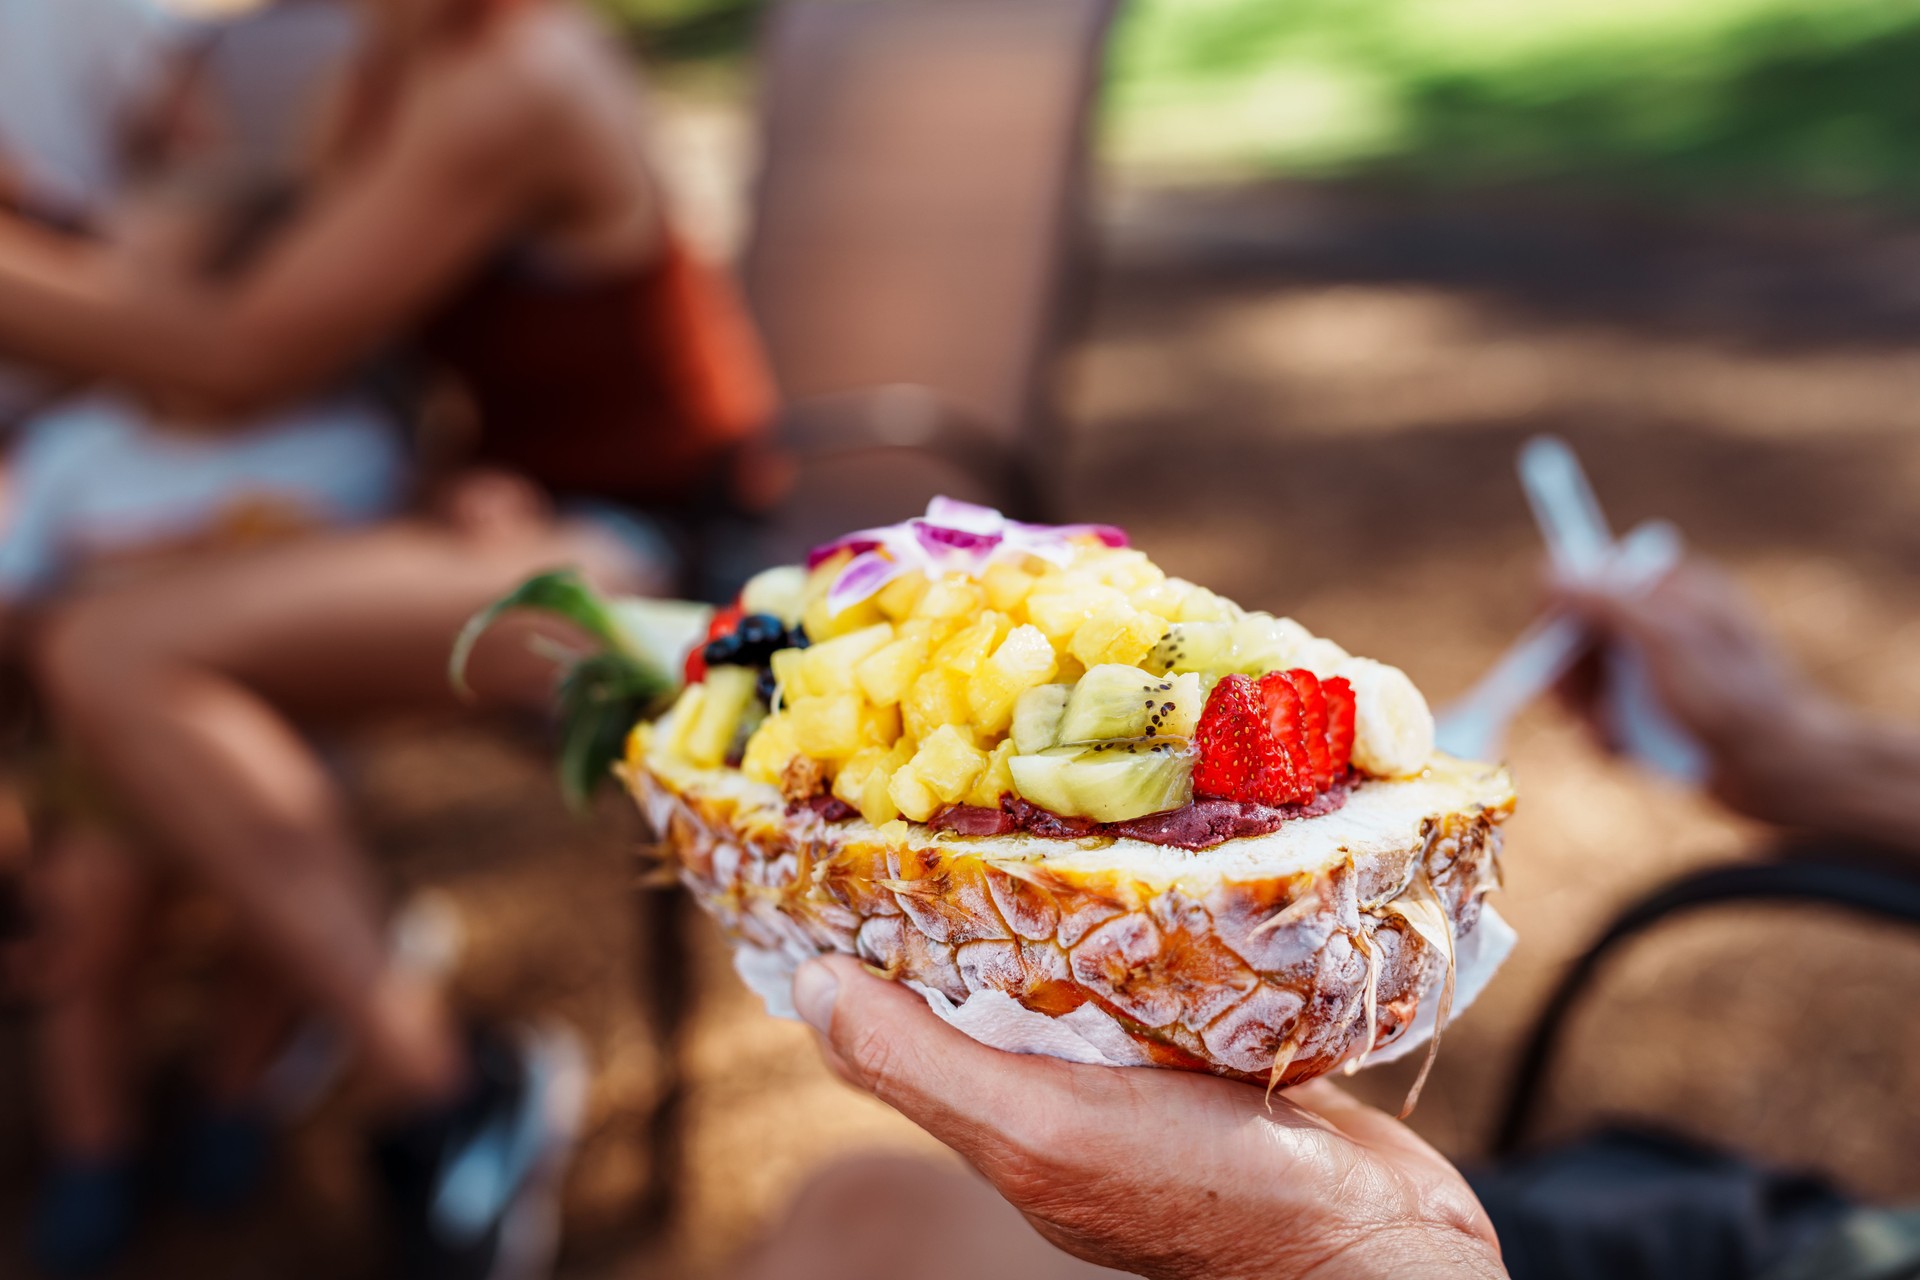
[2,177,1918,1277]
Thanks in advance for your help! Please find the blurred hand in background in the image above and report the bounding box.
[1557,558,1920,856]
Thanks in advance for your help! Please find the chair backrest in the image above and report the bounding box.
[744,0,1115,459]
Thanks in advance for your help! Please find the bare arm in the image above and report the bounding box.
[0,49,560,419]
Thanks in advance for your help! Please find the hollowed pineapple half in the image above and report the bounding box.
[470,501,1518,1094]
[626,738,1513,1092]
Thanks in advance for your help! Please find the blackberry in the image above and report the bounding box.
[737,613,786,650]
[756,668,779,704]
[704,633,746,667]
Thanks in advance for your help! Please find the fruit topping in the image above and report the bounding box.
[676,665,759,767]
[1011,683,1071,754]
[1147,621,1234,676]
[684,601,742,684]
[1057,664,1203,745]
[705,612,805,669]
[739,565,807,625]
[1335,657,1435,778]
[1279,669,1334,791]
[1007,738,1194,824]
[1193,674,1293,805]
[1148,614,1350,680]
[1253,671,1314,804]
[1323,675,1356,776]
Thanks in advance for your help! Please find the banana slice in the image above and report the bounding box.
[1335,656,1434,777]
[1275,618,1351,678]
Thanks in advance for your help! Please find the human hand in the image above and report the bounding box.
[791,955,1505,1280]
[1554,558,1841,827]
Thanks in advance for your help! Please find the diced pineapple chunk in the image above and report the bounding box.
[855,633,928,706]
[1068,600,1169,669]
[901,668,972,743]
[1025,583,1126,643]
[834,741,912,825]
[981,561,1037,613]
[910,575,987,622]
[741,711,800,784]
[803,591,885,642]
[769,647,811,702]
[682,666,758,766]
[1090,548,1165,592]
[788,694,868,759]
[659,683,707,760]
[861,700,903,749]
[931,613,1010,678]
[887,764,943,824]
[875,571,929,621]
[966,739,1016,808]
[833,744,888,813]
[967,624,1059,736]
[902,725,987,808]
[800,623,893,695]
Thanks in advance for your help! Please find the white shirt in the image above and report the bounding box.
[0,0,188,219]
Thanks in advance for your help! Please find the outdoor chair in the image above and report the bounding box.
[637,0,1118,1230]
[1493,845,1920,1157]
[743,0,1118,554]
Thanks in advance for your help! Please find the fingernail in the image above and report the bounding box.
[792,959,839,1033]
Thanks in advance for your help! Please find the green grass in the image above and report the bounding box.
[602,0,1920,204]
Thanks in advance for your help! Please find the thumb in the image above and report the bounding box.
[791,953,1090,1163]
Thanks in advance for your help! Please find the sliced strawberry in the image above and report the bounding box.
[1282,669,1333,792]
[1194,674,1283,804]
[1254,672,1313,804]
[1322,675,1356,778]
[708,602,744,641]
[685,601,744,685]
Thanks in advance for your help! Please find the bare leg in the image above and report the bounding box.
[733,1155,1131,1280]
[30,514,659,1109]
[27,829,152,1160]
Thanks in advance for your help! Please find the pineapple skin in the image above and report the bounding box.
[623,752,1514,1088]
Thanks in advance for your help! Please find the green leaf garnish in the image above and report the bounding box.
[453,569,701,809]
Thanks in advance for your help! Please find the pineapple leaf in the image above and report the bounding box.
[453,569,684,806]
[554,651,665,811]
[450,569,636,697]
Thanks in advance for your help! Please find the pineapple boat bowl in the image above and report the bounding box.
[466,499,1516,1105]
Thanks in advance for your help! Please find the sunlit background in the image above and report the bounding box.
[2,0,1918,1275]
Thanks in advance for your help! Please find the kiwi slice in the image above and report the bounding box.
[1147,622,1236,676]
[1058,665,1204,743]
[1009,738,1194,823]
[1012,683,1071,754]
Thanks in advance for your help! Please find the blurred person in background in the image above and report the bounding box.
[739,553,1920,1280]
[0,0,187,423]
[0,4,410,1272]
[0,0,777,1275]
